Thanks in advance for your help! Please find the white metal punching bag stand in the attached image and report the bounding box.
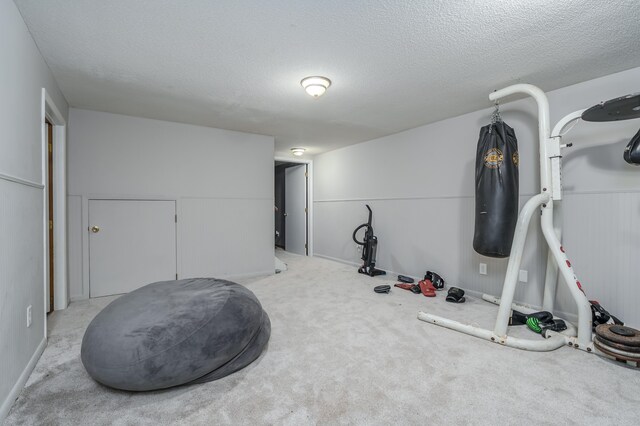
[418,83,640,354]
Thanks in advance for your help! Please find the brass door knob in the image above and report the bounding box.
[90,226,100,233]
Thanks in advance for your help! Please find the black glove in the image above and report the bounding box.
[590,300,623,330]
[446,287,465,303]
[424,271,445,290]
[509,310,553,326]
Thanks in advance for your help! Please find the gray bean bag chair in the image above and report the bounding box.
[81,278,270,391]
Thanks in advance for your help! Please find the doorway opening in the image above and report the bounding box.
[46,119,54,313]
[274,161,309,255]
[42,88,68,317]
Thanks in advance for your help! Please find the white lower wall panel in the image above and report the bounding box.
[67,195,83,300]
[180,198,274,279]
[315,191,640,327]
[314,195,547,305]
[0,179,44,416]
[555,191,640,327]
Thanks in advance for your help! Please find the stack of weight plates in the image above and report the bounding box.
[594,324,640,368]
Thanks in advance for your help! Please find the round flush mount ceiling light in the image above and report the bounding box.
[291,147,306,156]
[300,76,331,98]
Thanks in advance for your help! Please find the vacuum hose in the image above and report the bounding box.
[353,204,373,245]
[352,223,369,245]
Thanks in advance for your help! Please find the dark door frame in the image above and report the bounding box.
[46,119,54,312]
[274,164,287,249]
[273,157,313,256]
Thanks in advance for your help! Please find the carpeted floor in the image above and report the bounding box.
[5,252,640,425]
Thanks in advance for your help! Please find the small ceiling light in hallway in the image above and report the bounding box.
[300,76,331,98]
[291,147,306,156]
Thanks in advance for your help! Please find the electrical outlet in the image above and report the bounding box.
[27,305,32,328]
[479,263,487,275]
[519,269,528,283]
[356,245,362,252]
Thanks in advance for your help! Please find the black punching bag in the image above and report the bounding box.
[473,121,519,258]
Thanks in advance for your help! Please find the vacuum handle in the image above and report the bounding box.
[366,204,372,225]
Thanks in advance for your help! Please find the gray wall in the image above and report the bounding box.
[0,0,69,420]
[314,67,640,326]
[67,108,274,300]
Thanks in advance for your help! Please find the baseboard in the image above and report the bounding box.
[314,254,360,268]
[462,288,579,324]
[548,309,579,325]
[314,254,424,282]
[314,254,427,283]
[0,337,47,422]
[315,254,582,325]
[224,269,275,280]
[70,294,87,302]
[70,270,275,303]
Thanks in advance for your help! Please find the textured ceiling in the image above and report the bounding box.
[15,0,640,156]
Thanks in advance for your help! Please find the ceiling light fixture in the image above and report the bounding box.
[291,147,306,156]
[300,76,331,98]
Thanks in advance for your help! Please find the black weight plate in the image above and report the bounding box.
[594,340,640,363]
[595,324,640,347]
[595,336,640,354]
[582,93,640,122]
[610,325,635,337]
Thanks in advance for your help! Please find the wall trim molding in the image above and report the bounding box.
[0,172,44,189]
[562,188,640,196]
[315,195,474,203]
[0,337,46,422]
[67,193,274,201]
[180,196,274,201]
[314,188,640,204]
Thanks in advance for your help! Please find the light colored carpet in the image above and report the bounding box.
[5,252,640,425]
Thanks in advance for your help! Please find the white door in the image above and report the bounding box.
[285,165,307,255]
[89,199,176,298]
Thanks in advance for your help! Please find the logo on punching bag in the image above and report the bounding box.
[512,151,519,167]
[483,148,503,169]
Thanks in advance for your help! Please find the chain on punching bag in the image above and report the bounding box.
[473,120,519,258]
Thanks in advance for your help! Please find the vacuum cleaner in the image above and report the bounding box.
[352,205,386,277]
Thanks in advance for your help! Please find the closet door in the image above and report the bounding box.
[89,199,176,298]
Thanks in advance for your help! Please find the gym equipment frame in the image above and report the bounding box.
[419,84,639,353]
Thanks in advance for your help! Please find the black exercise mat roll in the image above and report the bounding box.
[473,121,519,258]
